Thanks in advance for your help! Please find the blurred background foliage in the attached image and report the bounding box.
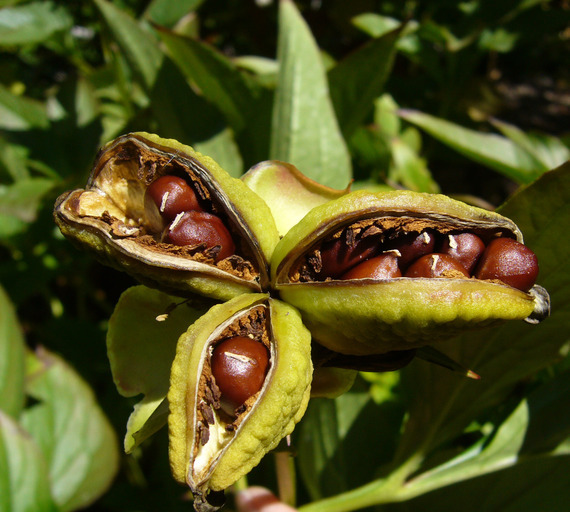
[0,0,569,511]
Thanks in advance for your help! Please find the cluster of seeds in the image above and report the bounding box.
[146,175,235,262]
[301,224,539,292]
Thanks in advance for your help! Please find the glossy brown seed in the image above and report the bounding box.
[211,336,270,416]
[474,238,539,292]
[440,233,485,273]
[385,230,436,269]
[405,253,470,278]
[146,175,202,220]
[319,236,379,278]
[164,210,235,261]
[341,253,402,280]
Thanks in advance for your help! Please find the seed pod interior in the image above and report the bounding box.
[54,133,279,301]
[272,190,550,355]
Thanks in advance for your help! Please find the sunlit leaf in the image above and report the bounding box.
[398,109,547,183]
[0,178,54,238]
[270,0,351,189]
[21,348,119,512]
[389,137,439,193]
[0,84,49,131]
[329,28,400,138]
[94,0,163,90]
[0,411,57,512]
[0,285,26,418]
[144,0,203,27]
[0,1,72,46]
[491,118,570,171]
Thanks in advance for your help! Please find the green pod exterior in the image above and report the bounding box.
[168,293,312,505]
[272,190,547,355]
[54,133,280,301]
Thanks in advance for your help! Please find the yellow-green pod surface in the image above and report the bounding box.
[168,293,312,508]
[272,190,549,355]
[54,133,280,301]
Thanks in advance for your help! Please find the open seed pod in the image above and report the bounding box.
[54,133,280,301]
[271,190,550,356]
[168,293,312,511]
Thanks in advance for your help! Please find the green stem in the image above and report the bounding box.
[275,449,296,507]
[298,454,423,512]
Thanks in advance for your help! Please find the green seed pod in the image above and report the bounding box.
[168,293,312,511]
[271,190,550,356]
[242,160,349,237]
[54,133,279,301]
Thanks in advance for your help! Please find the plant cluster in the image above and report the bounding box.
[1,1,569,511]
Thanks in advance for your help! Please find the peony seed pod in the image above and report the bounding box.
[271,190,550,356]
[168,293,312,511]
[54,133,279,301]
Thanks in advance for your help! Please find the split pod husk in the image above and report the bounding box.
[54,133,279,301]
[271,190,550,355]
[168,293,312,511]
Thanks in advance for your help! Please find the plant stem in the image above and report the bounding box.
[275,448,296,507]
[298,454,423,512]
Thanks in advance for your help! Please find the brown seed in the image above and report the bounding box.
[474,238,539,292]
[211,336,270,416]
[385,230,436,269]
[164,210,235,261]
[319,236,379,278]
[440,233,485,273]
[340,253,402,280]
[146,175,202,220]
[405,253,469,278]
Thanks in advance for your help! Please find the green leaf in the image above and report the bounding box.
[157,27,270,164]
[0,83,49,131]
[490,118,570,171]
[329,28,400,138]
[0,285,26,418]
[157,28,260,135]
[297,377,406,501]
[389,137,439,193]
[20,348,119,512]
[94,0,163,90]
[106,286,207,452]
[398,109,547,183]
[399,371,570,501]
[270,0,351,189]
[0,1,72,46]
[0,138,30,181]
[378,373,570,511]
[0,178,54,238]
[0,411,58,512]
[148,59,244,177]
[144,0,203,27]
